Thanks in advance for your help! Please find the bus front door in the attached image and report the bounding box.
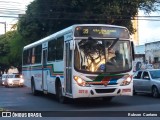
[65,41,72,95]
[42,49,48,92]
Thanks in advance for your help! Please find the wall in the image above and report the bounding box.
[145,41,160,69]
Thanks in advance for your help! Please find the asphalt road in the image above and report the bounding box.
[0,85,160,120]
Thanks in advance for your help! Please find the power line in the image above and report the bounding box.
[0,1,160,19]
[0,7,25,10]
[0,0,30,4]
[0,15,160,21]
[1,9,160,18]
[0,21,6,33]
[0,0,29,15]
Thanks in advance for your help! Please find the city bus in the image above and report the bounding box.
[22,24,135,103]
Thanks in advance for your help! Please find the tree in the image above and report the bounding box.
[0,32,11,72]
[0,31,25,72]
[1,0,159,72]
[0,34,10,56]
[18,0,160,44]
[8,31,25,72]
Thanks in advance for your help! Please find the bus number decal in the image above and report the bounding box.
[79,90,88,94]
[122,89,131,93]
[83,29,89,34]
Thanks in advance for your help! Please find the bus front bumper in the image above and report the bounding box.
[72,83,133,98]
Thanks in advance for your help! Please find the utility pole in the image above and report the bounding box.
[0,22,6,34]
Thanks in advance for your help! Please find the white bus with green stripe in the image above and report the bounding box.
[22,24,135,103]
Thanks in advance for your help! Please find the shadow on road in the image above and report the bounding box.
[1,86,160,111]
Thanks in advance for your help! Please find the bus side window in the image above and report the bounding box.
[31,48,35,64]
[56,37,64,60]
[35,45,42,64]
[48,39,56,61]
[23,49,32,65]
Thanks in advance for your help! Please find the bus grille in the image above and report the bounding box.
[95,89,116,93]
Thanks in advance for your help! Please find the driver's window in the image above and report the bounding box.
[133,71,142,79]
[142,71,150,80]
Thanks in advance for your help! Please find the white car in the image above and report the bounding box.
[133,69,160,98]
[0,75,2,85]
[1,74,8,86]
[4,74,24,87]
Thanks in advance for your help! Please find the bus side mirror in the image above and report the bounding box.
[131,41,135,61]
[70,40,75,50]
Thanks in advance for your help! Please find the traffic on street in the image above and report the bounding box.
[1,85,160,114]
[1,0,160,119]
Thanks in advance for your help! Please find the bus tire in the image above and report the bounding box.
[102,97,113,102]
[56,82,67,104]
[31,79,39,96]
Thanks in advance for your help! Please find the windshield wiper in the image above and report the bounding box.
[108,38,119,50]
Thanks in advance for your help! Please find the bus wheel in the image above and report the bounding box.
[56,83,67,103]
[31,80,38,96]
[102,97,113,102]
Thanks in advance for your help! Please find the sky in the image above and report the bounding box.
[0,0,160,45]
[0,0,33,33]
[138,10,160,45]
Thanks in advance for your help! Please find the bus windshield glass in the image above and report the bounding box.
[74,39,132,73]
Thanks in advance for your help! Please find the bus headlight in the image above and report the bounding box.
[120,75,132,86]
[8,79,13,84]
[73,76,89,87]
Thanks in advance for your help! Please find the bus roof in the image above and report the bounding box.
[23,24,128,50]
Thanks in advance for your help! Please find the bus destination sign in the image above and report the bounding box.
[74,26,130,39]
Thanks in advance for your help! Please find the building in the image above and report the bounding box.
[7,66,19,74]
[0,21,17,35]
[132,17,139,46]
[133,45,145,71]
[134,45,145,62]
[145,41,160,68]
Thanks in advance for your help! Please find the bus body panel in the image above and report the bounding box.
[71,71,133,98]
[22,24,133,101]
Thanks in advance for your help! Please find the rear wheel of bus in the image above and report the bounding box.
[31,78,39,96]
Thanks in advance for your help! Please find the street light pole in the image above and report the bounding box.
[0,22,7,34]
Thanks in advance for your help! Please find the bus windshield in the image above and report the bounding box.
[74,39,132,73]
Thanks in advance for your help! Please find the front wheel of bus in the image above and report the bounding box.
[57,83,67,103]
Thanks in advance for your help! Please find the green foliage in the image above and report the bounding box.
[8,31,24,65]
[18,0,160,44]
[0,31,25,71]
[0,34,10,56]
[1,0,159,71]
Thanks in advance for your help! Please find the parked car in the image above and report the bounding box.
[4,73,24,87]
[133,69,160,98]
[1,74,8,86]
